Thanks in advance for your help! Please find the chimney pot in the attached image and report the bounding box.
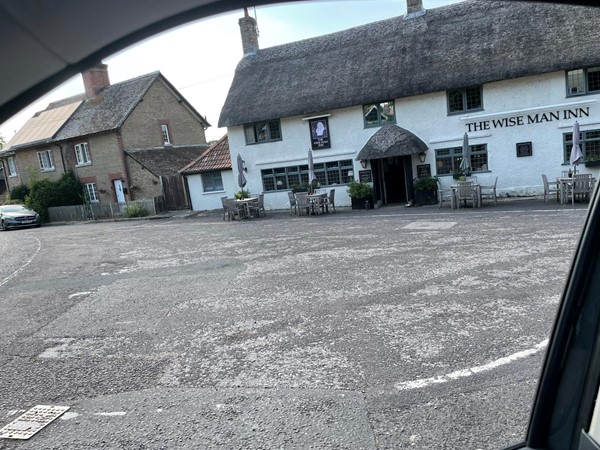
[239,10,259,56]
[405,0,425,19]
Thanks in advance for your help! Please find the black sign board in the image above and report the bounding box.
[309,117,331,150]
[516,142,532,157]
[417,164,431,178]
[359,170,372,183]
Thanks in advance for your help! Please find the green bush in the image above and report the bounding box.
[25,172,84,222]
[9,184,30,202]
[346,180,373,199]
[123,202,149,218]
[234,189,250,200]
[414,176,439,192]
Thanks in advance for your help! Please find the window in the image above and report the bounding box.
[244,120,282,144]
[7,156,17,176]
[564,129,600,162]
[161,124,171,145]
[201,171,224,192]
[37,150,54,171]
[447,86,483,114]
[261,159,353,192]
[435,144,488,175]
[363,101,395,127]
[567,67,600,96]
[83,183,99,203]
[75,142,91,165]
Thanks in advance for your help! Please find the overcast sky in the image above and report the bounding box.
[0,0,462,143]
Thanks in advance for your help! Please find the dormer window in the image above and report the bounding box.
[447,86,483,114]
[161,124,172,146]
[567,67,600,96]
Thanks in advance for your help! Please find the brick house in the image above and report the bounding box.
[0,64,209,207]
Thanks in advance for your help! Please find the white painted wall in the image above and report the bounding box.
[226,69,600,210]
[186,170,235,211]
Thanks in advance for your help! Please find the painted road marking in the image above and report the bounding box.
[403,221,457,230]
[395,340,549,391]
[0,237,41,288]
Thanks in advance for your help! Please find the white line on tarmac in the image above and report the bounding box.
[395,340,549,391]
[0,237,42,288]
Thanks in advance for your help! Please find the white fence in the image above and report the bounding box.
[48,197,166,222]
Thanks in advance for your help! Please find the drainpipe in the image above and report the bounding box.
[116,129,134,200]
[57,144,66,174]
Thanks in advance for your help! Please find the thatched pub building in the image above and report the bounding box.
[217,0,600,210]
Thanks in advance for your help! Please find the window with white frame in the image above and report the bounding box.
[75,142,91,165]
[37,150,54,171]
[83,183,99,203]
[435,144,488,175]
[447,86,483,114]
[201,171,224,192]
[7,156,17,176]
[161,124,171,145]
[567,67,600,96]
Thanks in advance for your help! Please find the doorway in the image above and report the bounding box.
[113,179,126,203]
[374,156,413,204]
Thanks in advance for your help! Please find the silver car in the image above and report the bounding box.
[0,204,41,230]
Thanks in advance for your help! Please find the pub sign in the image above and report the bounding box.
[309,117,331,150]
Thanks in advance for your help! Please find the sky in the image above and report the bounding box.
[0,0,462,144]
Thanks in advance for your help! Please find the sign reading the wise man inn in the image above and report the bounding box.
[465,107,590,132]
[309,117,331,150]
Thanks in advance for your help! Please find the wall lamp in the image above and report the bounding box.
[360,159,368,169]
[418,152,427,163]
[242,160,248,172]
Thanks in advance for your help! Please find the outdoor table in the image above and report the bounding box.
[236,197,258,218]
[556,177,572,204]
[307,193,328,214]
[450,184,481,209]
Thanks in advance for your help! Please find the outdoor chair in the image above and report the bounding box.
[480,177,498,206]
[437,180,453,208]
[455,181,477,208]
[248,193,265,217]
[257,193,265,216]
[288,191,298,216]
[321,189,336,213]
[571,174,593,204]
[295,192,313,216]
[221,196,230,221]
[542,174,559,203]
[223,198,246,221]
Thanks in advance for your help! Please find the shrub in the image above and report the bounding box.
[414,176,439,192]
[346,180,373,199]
[25,172,84,222]
[234,189,250,200]
[123,202,149,218]
[9,184,30,202]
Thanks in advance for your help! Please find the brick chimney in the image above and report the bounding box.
[405,0,425,19]
[82,63,110,98]
[238,8,259,56]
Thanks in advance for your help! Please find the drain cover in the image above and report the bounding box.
[0,405,69,440]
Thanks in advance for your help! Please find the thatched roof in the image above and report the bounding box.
[219,1,600,127]
[356,124,428,160]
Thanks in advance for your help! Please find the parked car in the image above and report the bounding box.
[0,204,41,230]
[1,1,599,449]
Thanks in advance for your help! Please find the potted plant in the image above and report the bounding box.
[414,176,439,205]
[291,182,310,193]
[234,189,250,199]
[585,155,600,167]
[347,180,374,209]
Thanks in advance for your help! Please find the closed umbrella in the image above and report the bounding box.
[237,153,247,189]
[459,132,471,176]
[570,121,583,175]
[308,149,316,185]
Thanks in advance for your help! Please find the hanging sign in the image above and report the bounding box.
[309,117,331,150]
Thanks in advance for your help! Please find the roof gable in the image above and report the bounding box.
[219,1,600,127]
[55,72,160,141]
[180,135,232,174]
